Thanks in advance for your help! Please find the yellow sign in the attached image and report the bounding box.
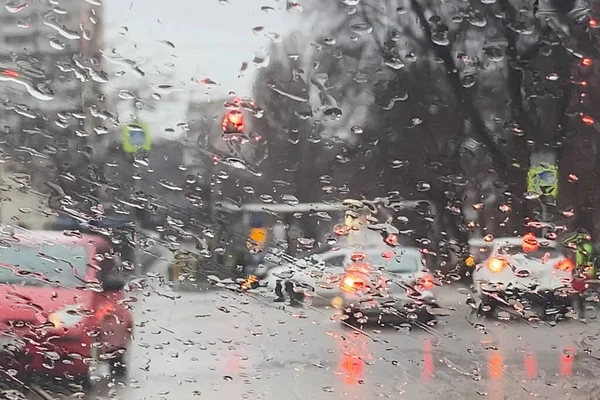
[465,255,475,267]
[122,122,151,153]
[527,163,558,198]
[345,214,358,228]
[248,227,267,246]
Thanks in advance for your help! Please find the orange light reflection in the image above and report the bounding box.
[422,339,434,382]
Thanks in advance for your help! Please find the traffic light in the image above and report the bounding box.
[222,109,245,134]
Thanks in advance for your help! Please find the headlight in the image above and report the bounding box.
[48,305,85,328]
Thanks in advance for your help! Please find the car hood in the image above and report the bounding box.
[0,285,94,326]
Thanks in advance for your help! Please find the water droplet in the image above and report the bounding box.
[568,174,578,182]
[282,194,299,206]
[286,1,303,13]
[259,194,274,203]
[416,181,431,192]
[118,89,136,100]
[5,0,27,13]
[390,160,409,169]
[472,203,485,210]
[383,55,404,70]
[217,170,230,180]
[431,31,449,46]
[324,107,342,120]
[484,45,505,62]
[461,74,477,88]
[452,15,463,23]
[49,38,65,50]
[158,179,183,191]
[467,10,487,27]
[351,126,363,135]
[523,191,540,200]
[333,224,350,236]
[350,22,373,35]
[497,311,510,320]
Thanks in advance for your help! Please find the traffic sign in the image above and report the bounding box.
[527,162,558,198]
[248,227,267,247]
[122,122,151,153]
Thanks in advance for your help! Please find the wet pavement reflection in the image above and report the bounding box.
[41,284,600,400]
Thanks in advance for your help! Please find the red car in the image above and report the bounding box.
[0,229,133,385]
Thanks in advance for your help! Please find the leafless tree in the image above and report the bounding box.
[251,0,600,244]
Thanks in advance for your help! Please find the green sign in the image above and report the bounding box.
[527,162,558,198]
[122,122,151,153]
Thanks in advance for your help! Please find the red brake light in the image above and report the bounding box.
[3,70,19,78]
[341,274,366,293]
[347,262,371,275]
[416,273,435,290]
[350,252,366,262]
[222,110,245,133]
[555,259,574,272]
[384,233,399,247]
[488,257,507,273]
[521,233,539,252]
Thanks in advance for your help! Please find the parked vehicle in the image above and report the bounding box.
[0,227,134,385]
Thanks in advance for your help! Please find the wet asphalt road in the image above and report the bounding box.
[51,282,600,400]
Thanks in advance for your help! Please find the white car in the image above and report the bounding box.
[339,247,439,326]
[257,246,357,306]
[258,246,439,320]
[470,236,576,319]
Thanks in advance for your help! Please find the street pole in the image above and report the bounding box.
[529,150,557,237]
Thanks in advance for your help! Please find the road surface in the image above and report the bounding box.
[46,281,597,400]
[21,249,600,400]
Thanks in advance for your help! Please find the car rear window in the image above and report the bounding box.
[365,251,420,274]
[0,243,88,287]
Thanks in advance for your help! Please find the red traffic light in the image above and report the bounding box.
[222,110,245,134]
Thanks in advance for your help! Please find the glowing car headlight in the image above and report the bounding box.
[48,305,85,328]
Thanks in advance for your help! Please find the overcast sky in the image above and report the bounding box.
[102,0,298,139]
[104,0,295,99]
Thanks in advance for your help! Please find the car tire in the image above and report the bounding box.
[341,309,361,328]
[284,281,304,306]
[111,348,129,378]
[417,306,438,325]
[111,330,133,378]
[477,302,494,318]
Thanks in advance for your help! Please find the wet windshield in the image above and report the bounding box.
[1,0,600,398]
[498,245,563,259]
[0,244,87,287]
[366,252,420,274]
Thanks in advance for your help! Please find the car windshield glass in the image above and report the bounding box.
[3,0,600,396]
[366,252,420,274]
[0,244,88,287]
[497,245,562,260]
